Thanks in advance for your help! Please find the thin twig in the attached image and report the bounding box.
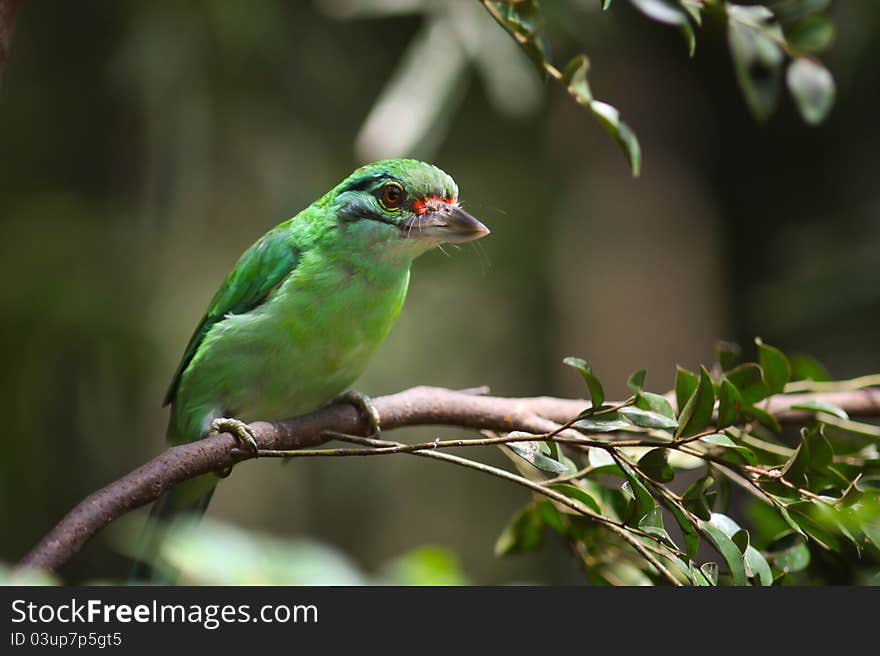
[609,526,683,586]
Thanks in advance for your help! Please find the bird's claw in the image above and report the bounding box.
[211,417,259,456]
[335,390,381,437]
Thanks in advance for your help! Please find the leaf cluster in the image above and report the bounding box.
[485,0,837,176]
[495,339,880,585]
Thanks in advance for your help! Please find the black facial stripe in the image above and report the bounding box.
[336,176,378,195]
[336,172,402,195]
[337,201,401,229]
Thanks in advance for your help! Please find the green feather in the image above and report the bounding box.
[163,225,301,406]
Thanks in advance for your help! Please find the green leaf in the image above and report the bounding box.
[823,418,880,440]
[630,0,688,25]
[746,498,791,546]
[701,516,748,585]
[535,499,567,535]
[740,403,781,432]
[780,426,833,483]
[789,353,830,382]
[638,506,662,530]
[808,425,834,470]
[739,433,794,461]
[726,363,770,403]
[505,439,570,474]
[761,480,801,504]
[756,338,791,394]
[775,502,808,537]
[787,57,836,125]
[558,451,579,475]
[667,450,705,470]
[573,413,633,433]
[589,100,641,177]
[727,3,785,121]
[675,366,715,438]
[638,448,675,482]
[562,54,592,105]
[492,0,548,70]
[698,561,718,586]
[663,552,696,584]
[786,500,842,551]
[632,0,700,54]
[587,447,621,475]
[771,0,831,23]
[549,483,602,514]
[618,458,656,522]
[619,406,678,430]
[563,356,604,412]
[717,378,741,428]
[854,491,880,551]
[728,527,772,585]
[681,21,696,57]
[683,476,714,521]
[744,545,773,585]
[495,504,544,556]
[767,532,811,574]
[779,442,807,484]
[627,368,646,393]
[790,400,848,420]
[636,391,676,420]
[675,366,698,411]
[545,441,578,474]
[716,340,741,372]
[670,505,700,558]
[786,13,834,54]
[638,506,678,549]
[520,38,549,71]
[499,0,543,37]
[699,433,735,447]
[709,512,741,537]
[681,0,703,25]
[700,433,758,466]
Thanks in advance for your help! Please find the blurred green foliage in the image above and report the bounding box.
[1,0,879,584]
[1,516,470,586]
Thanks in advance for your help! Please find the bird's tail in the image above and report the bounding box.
[129,474,217,584]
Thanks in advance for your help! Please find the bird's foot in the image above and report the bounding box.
[335,390,381,437]
[210,417,259,456]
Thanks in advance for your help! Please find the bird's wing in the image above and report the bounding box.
[163,225,301,406]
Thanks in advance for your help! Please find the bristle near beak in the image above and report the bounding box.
[404,204,490,244]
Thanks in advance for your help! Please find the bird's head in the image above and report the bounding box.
[323,159,490,257]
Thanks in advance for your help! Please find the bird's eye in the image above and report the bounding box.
[378,182,405,211]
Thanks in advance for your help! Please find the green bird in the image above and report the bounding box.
[134,159,489,580]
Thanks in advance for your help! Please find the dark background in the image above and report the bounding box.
[1,1,878,584]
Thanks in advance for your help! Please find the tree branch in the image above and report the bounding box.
[18,385,880,573]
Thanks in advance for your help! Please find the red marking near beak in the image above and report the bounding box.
[412,195,457,215]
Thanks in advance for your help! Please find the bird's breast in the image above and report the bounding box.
[214,256,411,420]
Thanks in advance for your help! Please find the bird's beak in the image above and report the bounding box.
[405,205,490,244]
